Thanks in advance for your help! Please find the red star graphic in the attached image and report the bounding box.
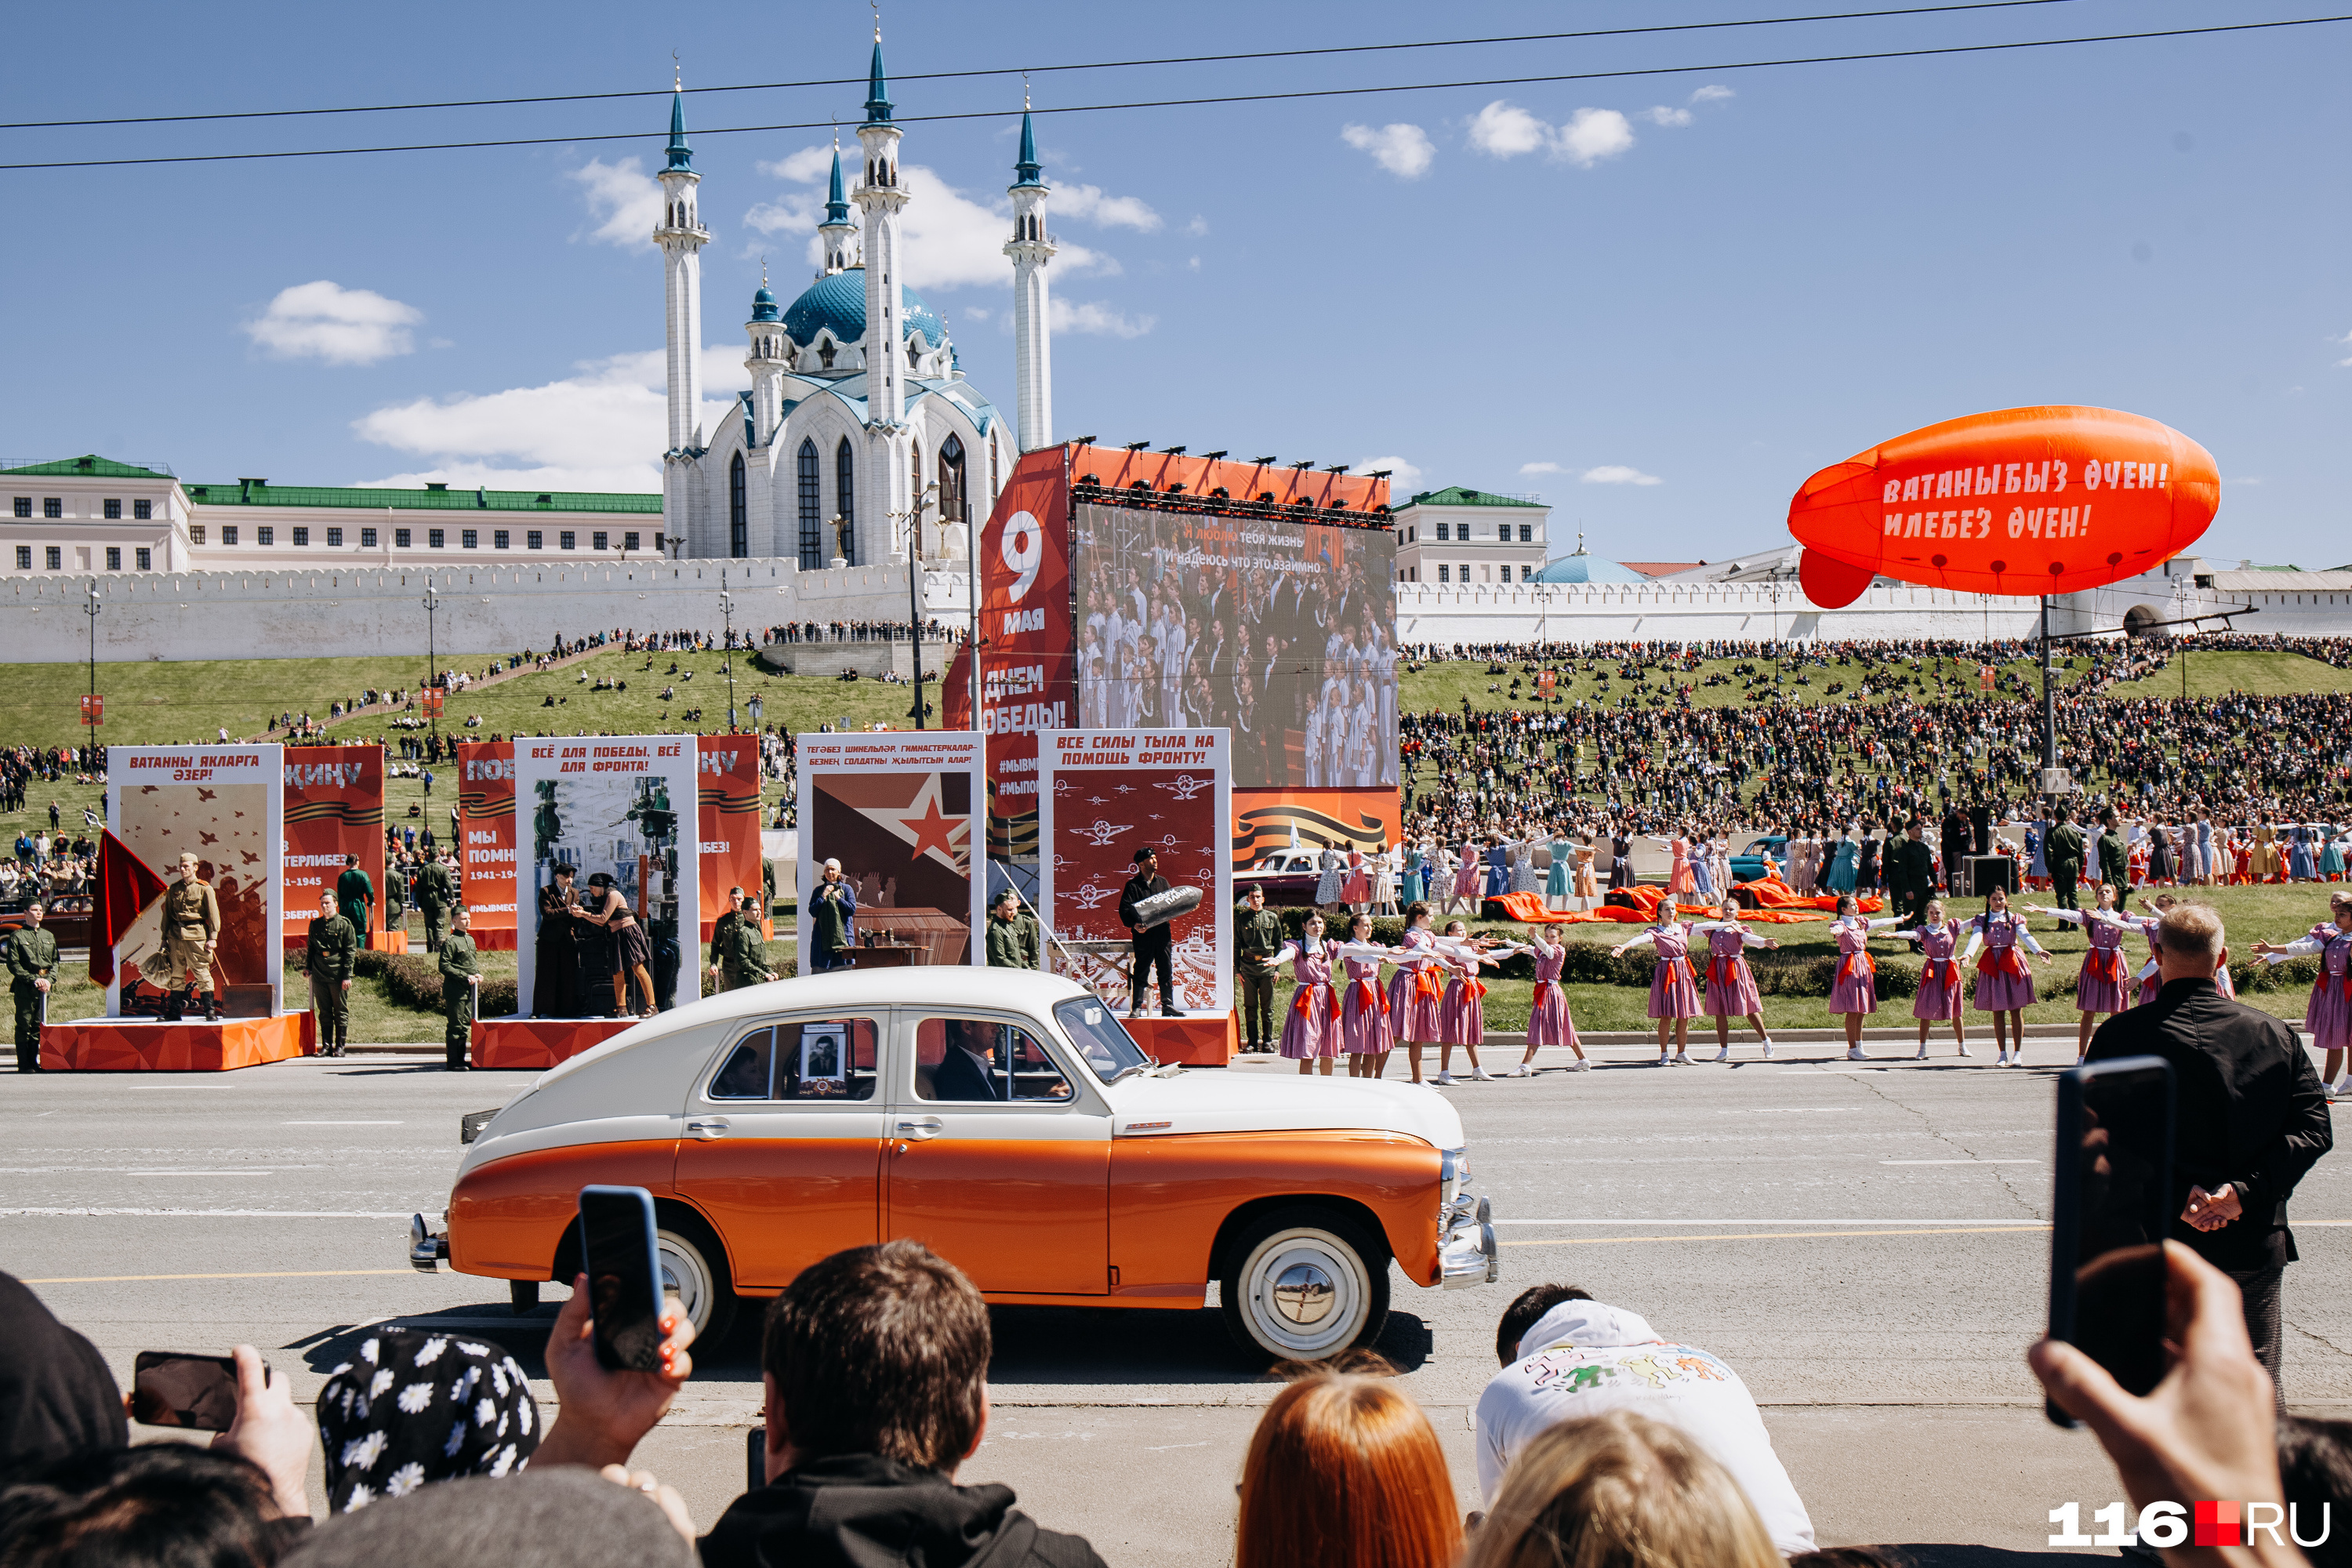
[896,797,960,862]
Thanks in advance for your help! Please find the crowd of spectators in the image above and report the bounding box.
[764,617,962,645]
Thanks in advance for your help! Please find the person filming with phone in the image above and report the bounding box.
[2082,902,2333,1402]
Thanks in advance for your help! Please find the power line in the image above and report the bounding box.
[0,0,2088,132]
[2,13,2342,172]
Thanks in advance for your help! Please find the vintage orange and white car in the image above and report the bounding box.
[410,967,1497,1359]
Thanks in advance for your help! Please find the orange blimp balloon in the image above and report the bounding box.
[1787,405,2219,608]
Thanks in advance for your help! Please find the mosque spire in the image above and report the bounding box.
[863,8,892,125]
[825,132,849,223]
[1013,95,1042,188]
[666,57,692,170]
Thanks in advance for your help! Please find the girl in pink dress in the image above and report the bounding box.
[2027,883,2134,1062]
[1381,902,1448,1082]
[1961,887,2050,1066]
[1695,893,1780,1062]
[2129,895,2238,1005]
[1508,928,1589,1076]
[1275,913,1341,1073]
[1611,903,1704,1065]
[1446,842,1483,916]
[1341,851,1370,913]
[1650,830,1697,896]
[1828,896,1905,1062]
[1889,898,1970,1058]
[2254,891,2352,1095]
[1433,920,1514,1084]
[1335,911,1401,1073]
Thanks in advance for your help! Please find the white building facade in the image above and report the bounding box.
[1389,488,1548,586]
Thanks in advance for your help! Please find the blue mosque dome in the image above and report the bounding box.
[782,267,946,350]
[749,283,779,323]
[1532,548,1647,584]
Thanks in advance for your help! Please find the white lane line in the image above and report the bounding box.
[125,1170,275,1176]
[1492,1218,2049,1226]
[282,1120,405,1126]
[0,1207,415,1218]
[1717,1108,1855,1115]
[1881,1159,2041,1165]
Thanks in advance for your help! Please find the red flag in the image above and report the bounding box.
[89,829,168,989]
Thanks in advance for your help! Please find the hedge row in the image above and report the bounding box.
[286,942,519,1017]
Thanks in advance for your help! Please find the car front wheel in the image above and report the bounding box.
[1219,1207,1389,1362]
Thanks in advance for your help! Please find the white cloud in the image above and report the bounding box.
[567,158,663,251]
[1184,215,1209,237]
[1639,106,1693,128]
[350,346,750,493]
[1581,464,1662,486]
[1465,100,1635,168]
[1340,122,1436,179]
[1051,298,1154,338]
[2223,475,2264,486]
[1690,85,1736,103]
[1186,256,1200,272]
[1055,183,1162,232]
[1519,461,1566,475]
[1358,456,1424,495]
[2335,328,2352,367]
[243,281,423,366]
[1556,108,1635,168]
[745,147,1112,289]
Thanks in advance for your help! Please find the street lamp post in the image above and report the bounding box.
[720,572,737,731]
[423,582,441,838]
[894,482,939,728]
[83,580,100,742]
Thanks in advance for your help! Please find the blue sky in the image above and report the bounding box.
[1,0,2343,566]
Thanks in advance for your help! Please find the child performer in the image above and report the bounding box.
[1961,886,2051,1066]
[1432,920,1518,1083]
[2026,883,2134,1062]
[1611,899,1704,1066]
[1694,892,1780,1062]
[1829,895,1905,1061]
[1509,927,1590,1076]
[1382,902,1448,1083]
[1274,912,1341,1076]
[1445,840,1483,917]
[1889,897,1969,1059]
[2129,894,2237,1004]
[1334,911,1402,1079]
[2252,890,2352,1096]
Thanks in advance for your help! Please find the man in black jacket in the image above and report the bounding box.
[1118,848,1179,1019]
[2085,902,2333,1401]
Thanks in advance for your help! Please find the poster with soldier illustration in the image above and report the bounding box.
[103,745,284,1018]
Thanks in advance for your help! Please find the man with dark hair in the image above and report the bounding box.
[1491,1282,1593,1368]
[9,901,56,1072]
[2047,805,2085,913]
[1233,884,1285,1053]
[336,852,376,935]
[1892,821,1936,936]
[2088,902,2333,1403]
[1118,848,1178,1019]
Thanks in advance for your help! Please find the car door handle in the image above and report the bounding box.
[684,1117,730,1139]
[894,1117,944,1140]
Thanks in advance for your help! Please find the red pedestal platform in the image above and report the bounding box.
[39,1012,312,1072]
[470,1016,640,1072]
[368,930,408,953]
[1123,1012,1236,1067]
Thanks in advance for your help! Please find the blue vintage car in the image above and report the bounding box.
[1726,835,1788,884]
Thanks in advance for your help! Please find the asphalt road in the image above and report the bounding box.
[5,1035,2347,1565]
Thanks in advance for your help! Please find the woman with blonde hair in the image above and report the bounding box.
[1465,1410,1781,1568]
[1234,1358,1461,1568]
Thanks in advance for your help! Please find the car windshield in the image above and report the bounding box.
[1052,996,1152,1081]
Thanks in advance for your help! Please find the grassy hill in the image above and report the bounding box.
[2102,649,2352,700]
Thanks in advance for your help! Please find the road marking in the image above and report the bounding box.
[282,1120,405,1125]
[1879,1159,2042,1166]
[1717,1107,1855,1114]
[21,1269,419,1284]
[0,1208,414,1218]
[1494,1218,2045,1226]
[1502,1225,2052,1247]
[125,1170,274,1176]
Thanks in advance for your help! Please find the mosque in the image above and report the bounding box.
[655,35,1051,569]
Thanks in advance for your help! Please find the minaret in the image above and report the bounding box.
[855,25,913,561]
[1004,97,1055,452]
[655,71,710,551]
[745,261,785,448]
[817,135,855,276]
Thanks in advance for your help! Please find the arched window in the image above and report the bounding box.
[797,440,822,569]
[938,433,967,531]
[836,438,857,567]
[729,453,748,559]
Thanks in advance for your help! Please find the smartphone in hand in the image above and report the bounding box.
[2047,1056,2175,1427]
[131,1352,265,1432]
[577,1184,664,1373]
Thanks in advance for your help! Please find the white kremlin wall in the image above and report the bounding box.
[1,556,975,663]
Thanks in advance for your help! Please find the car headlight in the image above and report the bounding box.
[1440,1147,1469,1209]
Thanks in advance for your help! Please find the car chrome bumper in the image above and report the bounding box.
[1439,1196,1499,1289]
[408,1212,449,1273]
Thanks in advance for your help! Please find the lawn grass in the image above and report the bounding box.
[2102,649,2352,700]
[1395,649,2104,715]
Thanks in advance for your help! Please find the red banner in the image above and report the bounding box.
[281,746,387,938]
[695,735,766,939]
[81,694,103,724]
[456,741,518,951]
[949,446,1074,847]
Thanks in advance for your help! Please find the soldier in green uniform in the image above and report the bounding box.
[709,888,774,992]
[438,904,481,1071]
[304,888,359,1057]
[2096,808,2130,891]
[707,885,742,995]
[985,890,1029,967]
[160,851,222,1022]
[9,900,58,1072]
[416,851,459,953]
[1234,884,1287,1054]
[2046,805,2086,913]
[1892,822,1936,933]
[335,855,376,935]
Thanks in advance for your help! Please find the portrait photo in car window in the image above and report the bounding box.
[514,737,699,1018]
[793,732,988,971]
[707,1018,877,1101]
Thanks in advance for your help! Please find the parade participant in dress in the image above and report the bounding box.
[1610,902,1704,1067]
[1824,829,1860,896]
[1827,895,1904,1061]
[1960,886,2051,1066]
[2253,891,2352,1097]
[1607,828,1635,892]
[1382,902,1448,1083]
[1694,893,1780,1062]
[1508,927,1590,1076]
[1334,911,1402,1078]
[2027,883,2133,1062]
[1651,830,1697,897]
[1545,831,1574,911]
[1275,912,1341,1074]
[2127,894,2237,1005]
[1447,840,1483,916]
[1572,837,1599,906]
[1888,898,1970,1058]
[1433,920,1516,1084]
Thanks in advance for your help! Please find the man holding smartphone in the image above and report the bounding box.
[2085,902,2332,1399]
